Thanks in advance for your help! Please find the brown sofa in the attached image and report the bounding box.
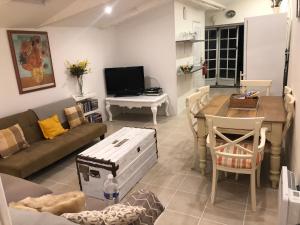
[0,100,107,178]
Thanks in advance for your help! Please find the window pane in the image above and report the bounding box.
[208,70,216,78]
[209,30,217,39]
[228,50,236,58]
[229,29,237,38]
[220,50,227,59]
[228,60,236,69]
[205,41,208,50]
[209,60,216,69]
[229,39,236,49]
[205,30,208,39]
[220,29,228,39]
[228,70,236,78]
[209,40,216,49]
[209,50,216,59]
[220,40,228,49]
[220,69,227,78]
[205,51,208,59]
[220,60,227,68]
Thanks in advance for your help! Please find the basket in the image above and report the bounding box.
[229,94,259,109]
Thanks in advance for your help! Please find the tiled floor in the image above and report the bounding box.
[28,88,278,225]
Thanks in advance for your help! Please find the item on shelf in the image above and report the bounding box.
[180,64,194,74]
[79,98,99,113]
[66,60,91,97]
[86,113,102,123]
[144,87,163,96]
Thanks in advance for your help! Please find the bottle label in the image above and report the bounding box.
[104,192,119,200]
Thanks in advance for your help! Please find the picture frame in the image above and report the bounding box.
[7,30,56,94]
[297,0,300,18]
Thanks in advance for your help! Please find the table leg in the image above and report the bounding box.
[151,106,158,125]
[165,98,170,116]
[106,102,112,122]
[269,123,283,188]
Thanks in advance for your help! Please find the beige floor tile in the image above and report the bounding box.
[155,210,199,225]
[177,175,211,196]
[146,184,177,206]
[199,219,227,225]
[254,187,278,211]
[244,208,278,225]
[167,191,208,217]
[202,206,244,225]
[214,180,249,203]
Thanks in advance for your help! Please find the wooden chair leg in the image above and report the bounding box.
[224,172,228,178]
[235,173,239,181]
[211,167,217,204]
[257,165,261,188]
[250,172,256,211]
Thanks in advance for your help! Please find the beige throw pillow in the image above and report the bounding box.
[0,124,29,158]
[64,105,87,128]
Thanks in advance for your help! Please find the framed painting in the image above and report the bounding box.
[7,30,56,94]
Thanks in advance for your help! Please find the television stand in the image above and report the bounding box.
[105,94,169,125]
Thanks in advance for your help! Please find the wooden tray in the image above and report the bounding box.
[229,94,259,109]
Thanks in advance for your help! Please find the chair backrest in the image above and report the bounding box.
[284,86,293,95]
[206,115,264,167]
[282,93,296,138]
[197,85,210,106]
[240,80,272,96]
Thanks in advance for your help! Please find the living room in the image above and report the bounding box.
[0,0,300,225]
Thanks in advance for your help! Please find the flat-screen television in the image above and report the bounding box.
[104,66,145,96]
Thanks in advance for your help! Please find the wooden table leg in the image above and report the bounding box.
[106,101,112,122]
[151,105,158,125]
[269,123,283,188]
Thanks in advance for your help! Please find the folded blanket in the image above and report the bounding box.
[9,191,85,215]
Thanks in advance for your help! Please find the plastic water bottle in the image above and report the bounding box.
[103,174,119,206]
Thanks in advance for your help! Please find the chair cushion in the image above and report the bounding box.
[64,105,87,128]
[215,141,263,169]
[0,124,29,158]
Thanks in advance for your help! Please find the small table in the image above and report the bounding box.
[105,94,169,125]
[195,95,286,188]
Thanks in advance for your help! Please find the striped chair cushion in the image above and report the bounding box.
[0,124,29,158]
[64,105,87,129]
[215,141,263,169]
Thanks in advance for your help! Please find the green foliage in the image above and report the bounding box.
[66,60,91,77]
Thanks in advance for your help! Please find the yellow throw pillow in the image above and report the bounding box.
[38,114,68,140]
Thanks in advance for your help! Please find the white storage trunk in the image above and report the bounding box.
[76,127,158,200]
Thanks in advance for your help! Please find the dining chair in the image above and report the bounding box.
[186,86,210,170]
[206,115,268,211]
[282,93,296,139]
[284,86,293,95]
[240,80,272,96]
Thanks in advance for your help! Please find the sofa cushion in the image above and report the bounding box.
[10,208,77,225]
[0,123,107,178]
[38,114,68,139]
[0,173,52,203]
[0,110,43,144]
[64,105,87,128]
[0,124,29,158]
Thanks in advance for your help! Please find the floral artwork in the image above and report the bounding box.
[7,30,56,94]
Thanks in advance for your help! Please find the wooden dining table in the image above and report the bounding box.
[195,95,286,188]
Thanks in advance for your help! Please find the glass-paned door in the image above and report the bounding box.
[205,29,217,85]
[218,27,239,86]
[204,26,239,86]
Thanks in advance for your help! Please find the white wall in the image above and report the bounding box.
[0,27,115,119]
[175,1,205,113]
[287,0,300,181]
[112,2,177,115]
[206,0,290,26]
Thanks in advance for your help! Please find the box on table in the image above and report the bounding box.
[76,127,158,200]
[229,94,259,110]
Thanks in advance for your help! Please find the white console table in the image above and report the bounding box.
[105,94,169,125]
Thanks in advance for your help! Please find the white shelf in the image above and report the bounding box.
[84,109,101,116]
[72,92,97,102]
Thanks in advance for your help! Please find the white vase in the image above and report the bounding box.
[77,75,84,96]
[273,7,280,14]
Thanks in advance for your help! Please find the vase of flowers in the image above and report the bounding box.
[66,60,91,96]
[271,0,282,13]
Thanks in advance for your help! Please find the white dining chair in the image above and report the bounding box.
[186,86,210,170]
[206,115,268,211]
[240,80,272,96]
[282,93,296,139]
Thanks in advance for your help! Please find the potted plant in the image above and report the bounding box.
[66,60,91,96]
[180,64,194,74]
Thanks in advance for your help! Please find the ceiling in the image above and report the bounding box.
[0,0,232,28]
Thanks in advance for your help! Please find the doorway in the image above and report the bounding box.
[205,24,244,87]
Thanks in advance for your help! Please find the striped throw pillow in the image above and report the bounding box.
[64,105,87,129]
[0,124,29,158]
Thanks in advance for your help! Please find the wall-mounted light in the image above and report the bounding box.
[104,6,112,14]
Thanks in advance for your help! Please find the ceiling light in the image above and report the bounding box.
[104,6,112,14]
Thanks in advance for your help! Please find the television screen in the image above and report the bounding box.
[104,66,145,96]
